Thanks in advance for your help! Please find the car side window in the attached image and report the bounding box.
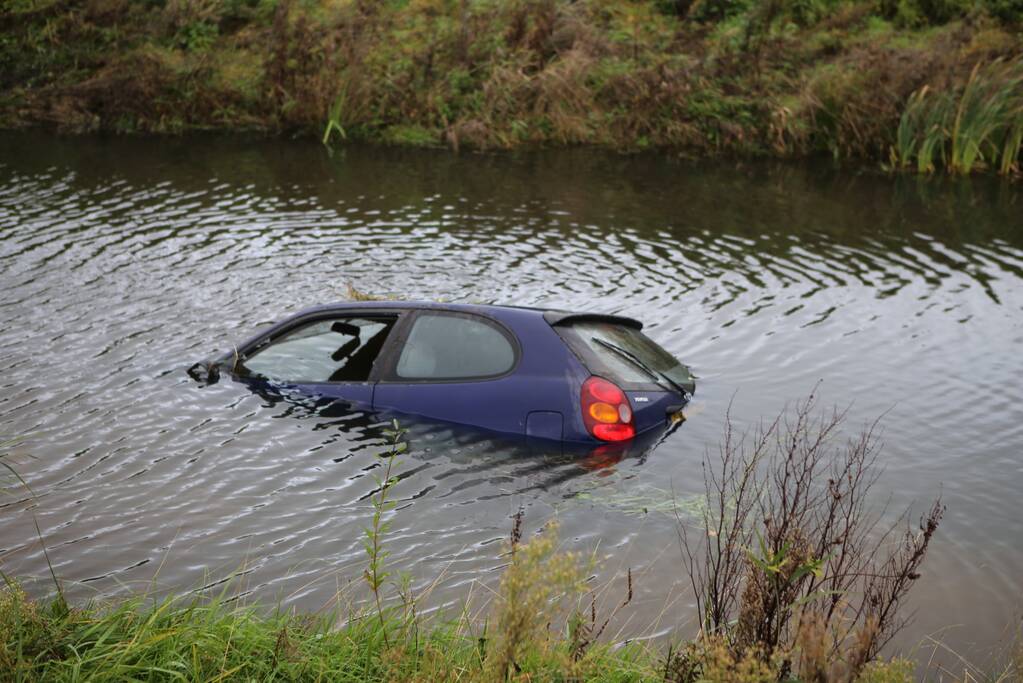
[242,316,396,383]
[395,313,515,380]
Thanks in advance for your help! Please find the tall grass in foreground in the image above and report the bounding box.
[0,533,662,682]
[0,537,918,682]
[892,58,1023,175]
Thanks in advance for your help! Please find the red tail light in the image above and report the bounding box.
[581,376,635,442]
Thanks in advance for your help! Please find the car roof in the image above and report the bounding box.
[289,301,644,330]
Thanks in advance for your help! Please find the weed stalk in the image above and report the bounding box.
[363,419,407,647]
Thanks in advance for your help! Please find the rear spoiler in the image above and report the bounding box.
[542,311,643,331]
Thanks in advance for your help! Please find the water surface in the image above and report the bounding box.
[1,133,1021,666]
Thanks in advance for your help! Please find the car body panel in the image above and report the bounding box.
[625,390,684,434]
[372,306,590,439]
[526,411,564,441]
[288,381,376,408]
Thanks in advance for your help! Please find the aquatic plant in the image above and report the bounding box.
[892,58,1023,174]
[892,85,952,173]
[322,95,347,147]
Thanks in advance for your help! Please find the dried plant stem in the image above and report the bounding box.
[676,390,944,679]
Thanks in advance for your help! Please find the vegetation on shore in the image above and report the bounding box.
[2,0,1022,173]
[0,576,920,682]
[1,399,966,681]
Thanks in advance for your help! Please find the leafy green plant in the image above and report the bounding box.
[176,21,219,51]
[744,529,826,597]
[892,86,953,172]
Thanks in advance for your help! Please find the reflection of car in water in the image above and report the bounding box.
[189,302,695,446]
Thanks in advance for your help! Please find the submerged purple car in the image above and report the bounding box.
[193,302,694,444]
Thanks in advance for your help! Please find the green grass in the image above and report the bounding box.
[0,563,935,683]
[0,564,920,683]
[0,564,669,682]
[380,124,439,147]
[1,582,451,682]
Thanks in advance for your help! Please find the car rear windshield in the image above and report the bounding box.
[555,321,692,393]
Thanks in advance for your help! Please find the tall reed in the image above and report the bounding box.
[892,58,1023,174]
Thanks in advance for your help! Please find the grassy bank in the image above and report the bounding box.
[0,574,662,682]
[0,579,921,682]
[1,0,1022,173]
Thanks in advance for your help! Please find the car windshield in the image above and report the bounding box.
[556,321,693,393]
[241,316,395,382]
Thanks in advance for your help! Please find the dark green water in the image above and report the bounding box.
[1,132,1021,667]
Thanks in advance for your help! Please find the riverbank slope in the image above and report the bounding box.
[2,0,1022,172]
